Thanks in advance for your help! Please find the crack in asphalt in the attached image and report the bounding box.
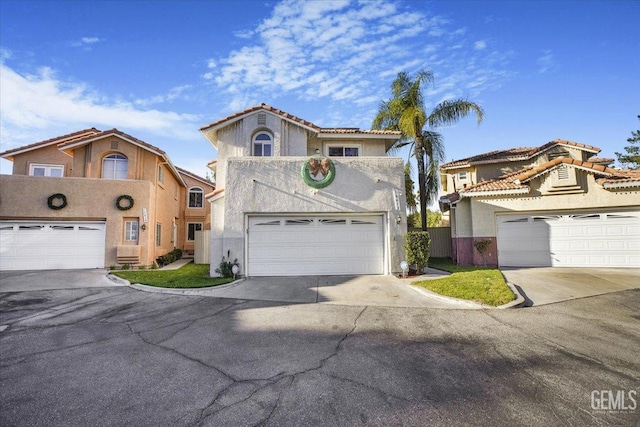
[194,306,368,426]
[482,311,639,382]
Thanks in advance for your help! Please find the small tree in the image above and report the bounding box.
[615,115,640,169]
[405,231,430,273]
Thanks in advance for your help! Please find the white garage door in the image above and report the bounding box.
[0,221,106,270]
[247,215,384,276]
[497,211,640,267]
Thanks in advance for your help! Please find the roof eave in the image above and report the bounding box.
[460,188,530,197]
[602,180,640,189]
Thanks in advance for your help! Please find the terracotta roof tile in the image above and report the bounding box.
[200,103,400,136]
[200,103,321,132]
[175,166,215,188]
[441,139,601,170]
[57,128,167,156]
[0,128,101,158]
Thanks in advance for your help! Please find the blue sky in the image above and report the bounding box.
[1,0,639,180]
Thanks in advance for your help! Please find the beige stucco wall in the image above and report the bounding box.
[181,174,215,253]
[0,175,155,267]
[453,171,640,238]
[10,145,74,176]
[210,156,406,276]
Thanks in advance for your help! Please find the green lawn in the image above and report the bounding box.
[111,263,234,288]
[413,258,515,306]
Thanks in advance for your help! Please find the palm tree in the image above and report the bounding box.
[373,70,483,230]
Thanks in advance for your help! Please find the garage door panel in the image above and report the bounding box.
[0,222,106,270]
[248,215,384,276]
[498,211,640,268]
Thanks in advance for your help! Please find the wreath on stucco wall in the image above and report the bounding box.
[47,193,68,210]
[301,155,335,189]
[116,195,134,211]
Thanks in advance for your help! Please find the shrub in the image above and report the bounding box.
[215,255,239,278]
[171,248,183,260]
[405,231,430,273]
[121,263,131,270]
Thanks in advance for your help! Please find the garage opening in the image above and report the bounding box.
[497,211,640,267]
[247,215,384,276]
[0,221,106,270]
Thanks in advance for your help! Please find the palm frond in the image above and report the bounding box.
[427,99,484,128]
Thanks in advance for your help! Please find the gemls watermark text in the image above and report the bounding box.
[590,389,637,413]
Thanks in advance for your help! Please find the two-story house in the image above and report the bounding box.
[0,128,214,270]
[439,139,640,268]
[200,104,406,277]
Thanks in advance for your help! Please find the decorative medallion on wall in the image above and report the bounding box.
[301,155,335,189]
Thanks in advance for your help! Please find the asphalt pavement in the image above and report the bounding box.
[1,286,638,426]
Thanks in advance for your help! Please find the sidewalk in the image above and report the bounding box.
[158,258,193,270]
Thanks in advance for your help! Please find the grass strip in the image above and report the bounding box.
[111,263,234,288]
[416,257,515,306]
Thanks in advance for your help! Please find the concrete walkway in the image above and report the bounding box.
[158,258,193,270]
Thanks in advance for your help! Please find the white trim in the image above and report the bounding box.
[602,180,640,189]
[188,186,205,208]
[186,222,203,241]
[29,163,64,177]
[324,142,362,157]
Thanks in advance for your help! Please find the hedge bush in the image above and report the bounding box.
[155,248,184,268]
[405,231,431,273]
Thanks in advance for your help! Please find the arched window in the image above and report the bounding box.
[102,154,128,179]
[188,186,204,208]
[253,132,273,156]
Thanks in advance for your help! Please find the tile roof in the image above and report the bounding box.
[515,157,618,183]
[440,139,601,170]
[175,166,215,188]
[319,128,400,135]
[58,128,167,155]
[586,157,614,165]
[0,128,102,159]
[200,103,320,132]
[200,103,400,135]
[457,157,639,197]
[461,168,531,194]
[596,170,640,188]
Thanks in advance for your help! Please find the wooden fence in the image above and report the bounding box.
[194,230,210,264]
[426,227,451,258]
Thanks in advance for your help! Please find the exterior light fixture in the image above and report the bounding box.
[400,260,409,278]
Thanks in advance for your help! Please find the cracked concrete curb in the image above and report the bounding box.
[107,274,245,297]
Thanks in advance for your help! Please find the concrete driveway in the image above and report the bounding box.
[0,269,122,292]
[501,267,640,306]
[135,273,466,309]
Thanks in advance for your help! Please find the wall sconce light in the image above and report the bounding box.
[396,215,402,225]
[141,224,146,231]
[315,148,320,154]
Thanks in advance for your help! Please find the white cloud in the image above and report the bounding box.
[81,37,101,44]
[474,40,487,50]
[70,37,103,49]
[537,49,555,74]
[0,63,201,151]
[207,0,512,114]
